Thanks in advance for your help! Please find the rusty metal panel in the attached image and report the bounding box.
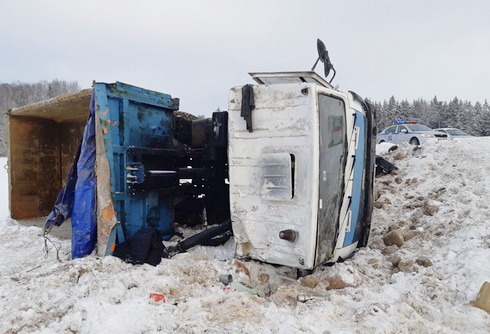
[8,89,91,123]
[93,82,179,255]
[8,116,61,219]
[60,121,85,186]
[7,90,90,220]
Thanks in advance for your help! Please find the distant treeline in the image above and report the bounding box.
[0,80,80,156]
[1,81,489,157]
[371,96,490,136]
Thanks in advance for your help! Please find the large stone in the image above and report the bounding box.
[388,255,401,267]
[403,202,423,209]
[415,256,432,267]
[403,230,421,241]
[474,281,490,314]
[300,275,320,289]
[423,200,440,216]
[325,275,350,290]
[383,230,405,247]
[370,237,385,250]
[382,245,399,255]
[398,260,416,273]
[394,153,407,160]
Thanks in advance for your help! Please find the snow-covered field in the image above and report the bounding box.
[0,158,8,221]
[1,138,489,333]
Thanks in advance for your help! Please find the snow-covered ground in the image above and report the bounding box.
[1,138,489,333]
[0,158,8,221]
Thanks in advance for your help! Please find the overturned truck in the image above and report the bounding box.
[7,43,376,270]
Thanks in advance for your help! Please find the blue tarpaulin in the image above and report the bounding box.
[44,146,79,229]
[45,91,97,258]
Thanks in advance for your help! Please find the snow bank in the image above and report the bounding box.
[0,157,8,220]
[0,140,489,333]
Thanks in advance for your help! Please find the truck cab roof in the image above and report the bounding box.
[249,71,333,89]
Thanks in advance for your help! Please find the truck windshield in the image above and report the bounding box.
[316,94,347,264]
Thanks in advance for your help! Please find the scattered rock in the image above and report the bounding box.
[403,202,423,209]
[403,230,421,241]
[368,258,379,265]
[416,256,432,267]
[390,169,400,175]
[258,273,270,284]
[398,221,409,228]
[374,202,384,209]
[398,260,417,273]
[325,275,350,290]
[388,255,401,267]
[433,187,447,198]
[234,260,251,277]
[369,237,385,250]
[383,230,405,247]
[300,275,320,289]
[394,153,407,160]
[388,224,399,232]
[270,288,298,307]
[423,200,440,216]
[410,213,422,225]
[382,245,399,255]
[474,282,490,314]
[383,198,392,205]
[395,177,402,184]
[411,178,418,184]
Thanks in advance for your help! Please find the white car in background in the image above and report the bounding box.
[434,128,473,139]
[377,121,448,145]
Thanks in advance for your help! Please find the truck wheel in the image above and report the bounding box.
[409,138,420,145]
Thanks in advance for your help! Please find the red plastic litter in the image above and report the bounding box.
[149,293,166,303]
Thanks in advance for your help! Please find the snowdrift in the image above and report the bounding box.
[0,138,489,333]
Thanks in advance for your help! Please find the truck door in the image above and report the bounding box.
[315,94,347,265]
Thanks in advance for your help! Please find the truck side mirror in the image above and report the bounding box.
[312,39,336,83]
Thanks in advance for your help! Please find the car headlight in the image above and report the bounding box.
[420,134,434,138]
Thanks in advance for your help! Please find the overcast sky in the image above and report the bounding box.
[1,1,489,116]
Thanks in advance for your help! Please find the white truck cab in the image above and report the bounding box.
[228,71,376,270]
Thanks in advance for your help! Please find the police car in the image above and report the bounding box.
[377,121,448,145]
[434,128,473,139]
